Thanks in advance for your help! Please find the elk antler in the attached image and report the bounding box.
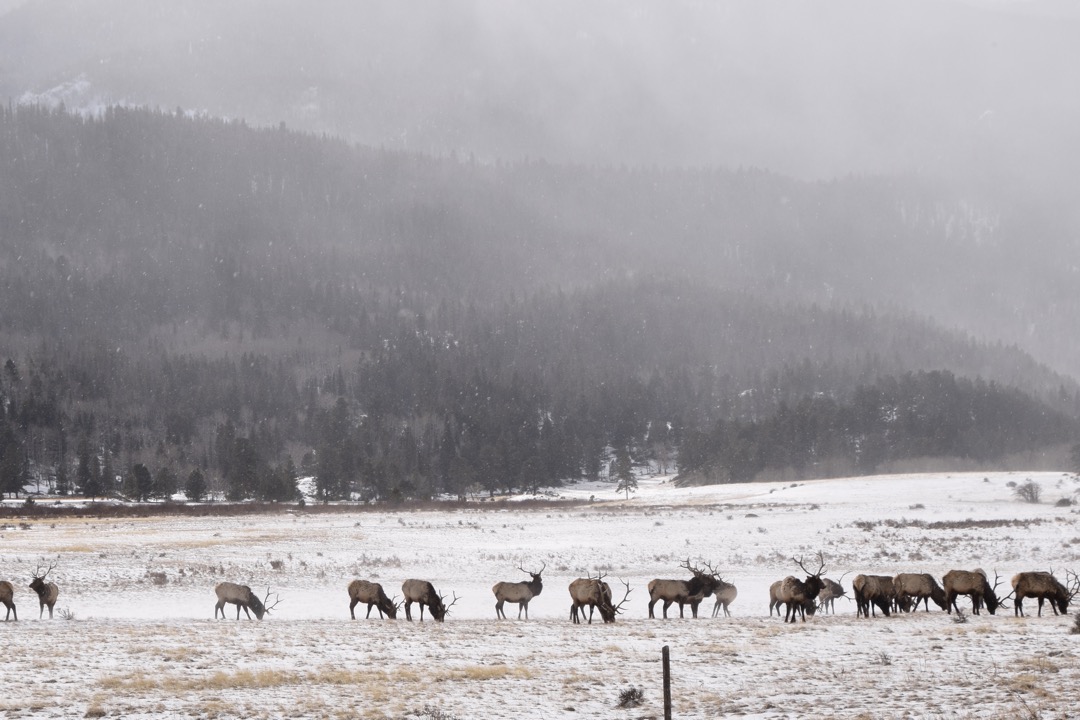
[33,558,59,580]
[680,558,707,577]
[262,588,283,614]
[1066,570,1080,602]
[441,592,461,616]
[518,561,546,577]
[794,552,827,578]
[612,578,633,615]
[992,570,1013,610]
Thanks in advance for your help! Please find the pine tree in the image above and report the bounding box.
[615,446,637,499]
[185,468,207,502]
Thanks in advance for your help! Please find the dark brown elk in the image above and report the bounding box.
[1011,571,1079,617]
[768,579,815,618]
[214,582,280,620]
[711,577,738,618]
[893,573,947,612]
[775,553,827,623]
[0,580,15,621]
[853,575,895,617]
[943,569,1002,615]
[29,561,59,619]
[348,579,398,619]
[647,559,723,619]
[569,576,615,624]
[492,562,545,620]
[402,579,458,622]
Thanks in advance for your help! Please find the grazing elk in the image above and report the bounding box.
[817,573,850,614]
[1011,570,1079,617]
[943,569,1002,616]
[893,573,948,612]
[775,553,827,623]
[493,562,545,620]
[569,575,631,624]
[0,580,15,621]
[348,579,399,619]
[569,576,615,624]
[769,579,815,619]
[29,561,59,619]
[711,577,738,618]
[214,582,281,620]
[402,579,457,622]
[647,559,723,619]
[853,574,896,618]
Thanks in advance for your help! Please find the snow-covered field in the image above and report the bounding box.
[2,471,1079,719]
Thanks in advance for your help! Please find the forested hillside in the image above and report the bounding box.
[0,106,1076,501]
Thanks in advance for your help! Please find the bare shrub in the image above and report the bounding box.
[147,571,167,586]
[1055,497,1073,507]
[617,686,645,708]
[58,607,76,621]
[1070,614,1080,635]
[952,608,968,624]
[269,559,284,570]
[1014,479,1042,504]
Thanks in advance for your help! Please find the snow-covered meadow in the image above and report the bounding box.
[2,471,1079,718]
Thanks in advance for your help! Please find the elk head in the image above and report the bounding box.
[794,552,827,598]
[432,591,460,622]
[681,558,723,596]
[29,559,58,596]
[519,561,546,589]
[251,587,283,620]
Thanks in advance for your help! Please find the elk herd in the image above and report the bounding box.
[1,555,1077,625]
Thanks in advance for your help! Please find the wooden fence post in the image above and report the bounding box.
[662,644,672,720]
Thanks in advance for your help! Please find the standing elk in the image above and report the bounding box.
[711,577,738,618]
[0,580,15,621]
[214,582,281,620]
[775,553,827,623]
[29,561,59,619]
[853,574,896,617]
[348,579,399,619]
[569,575,631,624]
[943,569,1003,615]
[402,579,457,622]
[1011,570,1079,617]
[493,562,545,620]
[817,573,850,614]
[769,579,815,619]
[647,559,723,619]
[893,573,948,612]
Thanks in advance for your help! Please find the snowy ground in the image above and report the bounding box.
[2,471,1079,718]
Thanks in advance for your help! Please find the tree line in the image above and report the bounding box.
[0,105,1078,502]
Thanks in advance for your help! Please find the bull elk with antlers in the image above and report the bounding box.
[774,553,827,623]
[569,574,631,624]
[647,559,723,619]
[29,560,59,619]
[402,579,458,622]
[0,580,15,621]
[493,562,545,620]
[348,579,399,619]
[1012,570,1079,617]
[943,569,1003,615]
[214,582,281,620]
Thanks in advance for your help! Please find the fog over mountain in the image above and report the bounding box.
[1,1,1078,497]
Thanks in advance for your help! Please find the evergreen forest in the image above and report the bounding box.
[1,105,1078,502]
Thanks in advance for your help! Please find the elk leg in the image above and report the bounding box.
[404,600,413,621]
[662,599,673,619]
[520,602,527,620]
[495,600,504,620]
[349,598,358,620]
